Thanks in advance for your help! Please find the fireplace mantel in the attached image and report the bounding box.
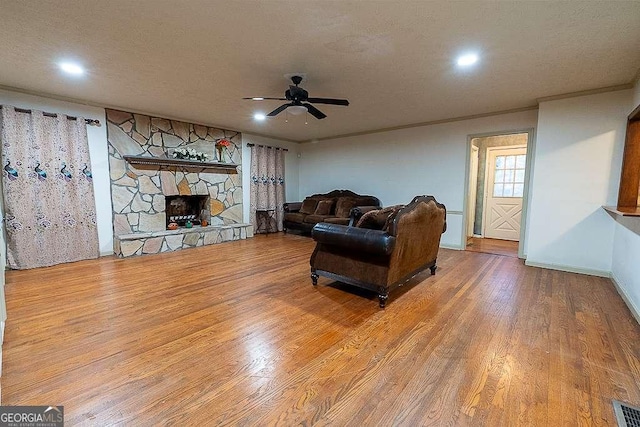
[123,155,238,173]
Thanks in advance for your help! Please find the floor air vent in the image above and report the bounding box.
[614,400,640,427]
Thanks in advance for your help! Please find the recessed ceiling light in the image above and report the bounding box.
[457,53,479,67]
[59,62,84,75]
[251,97,264,101]
[254,113,266,121]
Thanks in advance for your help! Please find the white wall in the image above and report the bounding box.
[298,110,539,249]
[611,82,640,322]
[526,90,632,276]
[241,134,300,223]
[0,89,113,255]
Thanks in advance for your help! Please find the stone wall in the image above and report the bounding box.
[106,109,246,255]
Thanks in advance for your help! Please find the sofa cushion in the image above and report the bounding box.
[335,197,358,218]
[284,212,307,223]
[355,196,379,207]
[324,217,350,225]
[356,205,404,230]
[314,199,334,216]
[299,199,319,215]
[303,214,331,224]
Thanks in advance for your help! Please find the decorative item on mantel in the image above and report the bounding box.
[172,147,209,162]
[215,138,231,163]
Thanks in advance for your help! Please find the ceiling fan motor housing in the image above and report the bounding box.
[287,86,308,103]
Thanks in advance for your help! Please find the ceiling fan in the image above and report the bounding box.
[243,75,349,120]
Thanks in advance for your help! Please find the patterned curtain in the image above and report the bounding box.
[0,106,99,269]
[249,145,285,233]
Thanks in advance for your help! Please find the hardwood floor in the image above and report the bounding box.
[2,233,640,425]
[466,237,520,258]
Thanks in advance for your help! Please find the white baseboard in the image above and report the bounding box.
[524,260,610,278]
[440,243,464,250]
[100,250,114,257]
[610,272,640,326]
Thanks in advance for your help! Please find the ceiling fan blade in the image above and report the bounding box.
[303,103,327,119]
[242,97,288,100]
[307,98,349,106]
[267,103,293,117]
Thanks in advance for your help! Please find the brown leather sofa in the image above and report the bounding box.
[283,190,381,233]
[310,195,447,307]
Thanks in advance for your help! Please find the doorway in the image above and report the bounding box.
[465,132,531,258]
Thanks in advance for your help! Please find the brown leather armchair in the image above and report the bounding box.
[310,195,447,307]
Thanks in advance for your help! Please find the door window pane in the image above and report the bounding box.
[514,183,524,197]
[503,184,514,197]
[493,151,527,198]
[504,169,515,182]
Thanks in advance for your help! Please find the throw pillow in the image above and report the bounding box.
[314,199,334,216]
[356,209,383,229]
[299,198,319,215]
[335,197,357,218]
[356,205,404,230]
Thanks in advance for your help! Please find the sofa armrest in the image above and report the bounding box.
[284,202,302,213]
[348,205,381,226]
[312,223,396,256]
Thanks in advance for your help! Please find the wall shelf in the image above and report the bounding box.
[603,206,640,217]
[123,155,238,173]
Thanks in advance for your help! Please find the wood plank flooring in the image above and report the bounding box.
[2,233,640,425]
[466,237,520,258]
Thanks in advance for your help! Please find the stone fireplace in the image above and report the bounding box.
[106,109,253,257]
[166,195,208,226]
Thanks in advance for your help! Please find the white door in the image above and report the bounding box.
[467,146,479,238]
[483,146,527,241]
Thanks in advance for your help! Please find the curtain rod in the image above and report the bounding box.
[246,143,288,152]
[0,105,101,126]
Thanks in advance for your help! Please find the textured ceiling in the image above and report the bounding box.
[1,1,639,142]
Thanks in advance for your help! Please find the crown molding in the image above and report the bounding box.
[536,83,633,104]
[300,105,539,144]
[3,81,636,145]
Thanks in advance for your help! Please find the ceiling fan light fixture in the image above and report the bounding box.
[251,97,264,101]
[288,105,307,115]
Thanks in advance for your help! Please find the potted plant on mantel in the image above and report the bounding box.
[215,139,231,163]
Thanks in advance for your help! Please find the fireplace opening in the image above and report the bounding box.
[166,195,209,227]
